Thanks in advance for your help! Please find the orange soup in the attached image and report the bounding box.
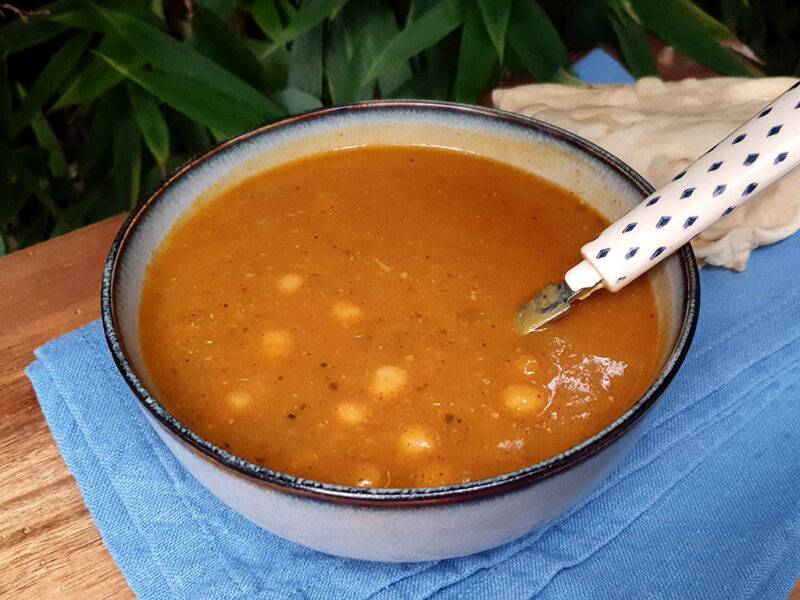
[139,146,661,488]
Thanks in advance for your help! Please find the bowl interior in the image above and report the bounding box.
[105,101,695,496]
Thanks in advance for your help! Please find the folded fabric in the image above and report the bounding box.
[26,51,800,599]
[493,75,800,271]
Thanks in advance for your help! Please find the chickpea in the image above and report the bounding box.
[370,365,408,397]
[351,463,383,487]
[262,329,292,358]
[398,425,436,456]
[503,384,548,415]
[331,300,363,325]
[335,402,367,426]
[277,273,304,294]
[226,390,252,412]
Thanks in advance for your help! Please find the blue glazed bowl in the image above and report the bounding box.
[102,101,699,561]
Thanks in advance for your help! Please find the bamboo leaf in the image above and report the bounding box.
[245,38,291,89]
[168,108,212,154]
[11,30,92,139]
[629,0,762,76]
[506,0,570,81]
[476,0,512,62]
[606,0,658,78]
[355,1,412,97]
[324,12,361,104]
[79,87,123,178]
[0,18,68,54]
[97,7,284,120]
[247,0,284,39]
[30,113,70,178]
[191,7,269,91]
[362,0,463,84]
[195,0,239,21]
[275,87,323,113]
[289,24,323,98]
[454,5,496,103]
[0,56,11,138]
[53,33,145,109]
[96,52,263,138]
[127,83,170,165]
[150,0,165,21]
[113,111,142,209]
[49,9,107,31]
[258,0,348,59]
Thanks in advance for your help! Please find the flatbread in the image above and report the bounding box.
[493,76,800,269]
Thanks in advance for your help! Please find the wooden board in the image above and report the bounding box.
[0,214,133,599]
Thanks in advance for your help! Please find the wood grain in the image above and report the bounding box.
[0,214,133,600]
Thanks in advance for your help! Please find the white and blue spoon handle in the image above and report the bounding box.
[566,81,800,294]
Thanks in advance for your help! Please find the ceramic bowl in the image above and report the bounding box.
[102,100,699,562]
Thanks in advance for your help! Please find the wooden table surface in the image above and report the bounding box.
[2,214,799,599]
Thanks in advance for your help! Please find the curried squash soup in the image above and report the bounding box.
[139,145,662,488]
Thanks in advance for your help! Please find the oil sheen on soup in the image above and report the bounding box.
[139,145,662,488]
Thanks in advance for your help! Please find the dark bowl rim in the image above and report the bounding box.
[101,99,700,508]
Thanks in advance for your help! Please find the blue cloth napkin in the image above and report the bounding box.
[27,53,800,599]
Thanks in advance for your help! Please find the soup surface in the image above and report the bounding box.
[139,145,661,488]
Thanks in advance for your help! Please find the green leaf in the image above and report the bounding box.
[406,0,440,24]
[49,9,107,32]
[275,87,323,113]
[11,30,92,139]
[79,87,123,178]
[606,0,658,78]
[113,111,142,209]
[362,0,463,84]
[553,66,587,87]
[719,0,743,29]
[97,7,284,121]
[324,11,363,105]
[191,7,269,92]
[6,146,58,215]
[245,38,291,89]
[289,23,323,98]
[354,1,412,97]
[30,114,70,178]
[53,33,146,109]
[506,0,569,81]
[0,56,11,138]
[150,0,166,21]
[325,0,411,102]
[476,0,512,62]
[0,18,68,54]
[127,83,170,165]
[168,108,212,154]
[195,0,239,21]
[454,5,496,103]
[629,0,762,77]
[247,0,284,39]
[258,0,348,59]
[0,231,6,257]
[96,52,264,138]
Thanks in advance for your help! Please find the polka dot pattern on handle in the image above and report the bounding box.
[580,80,800,292]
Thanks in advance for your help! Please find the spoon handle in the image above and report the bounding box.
[574,81,800,293]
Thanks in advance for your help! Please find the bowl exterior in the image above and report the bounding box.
[145,406,651,561]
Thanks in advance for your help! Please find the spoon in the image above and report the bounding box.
[517,81,800,334]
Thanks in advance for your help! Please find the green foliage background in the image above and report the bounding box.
[1,0,797,254]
